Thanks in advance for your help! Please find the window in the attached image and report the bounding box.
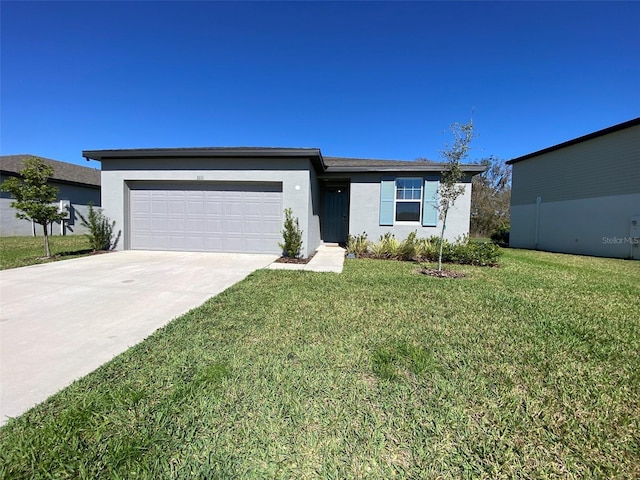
[395,178,422,222]
[379,176,439,227]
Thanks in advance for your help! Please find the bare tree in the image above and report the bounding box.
[470,156,511,237]
[437,120,475,271]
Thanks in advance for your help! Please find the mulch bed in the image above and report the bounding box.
[416,267,466,278]
[275,252,316,264]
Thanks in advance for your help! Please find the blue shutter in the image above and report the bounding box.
[422,176,439,227]
[379,177,395,226]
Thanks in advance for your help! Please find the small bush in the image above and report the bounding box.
[346,232,369,256]
[369,240,388,259]
[381,233,401,259]
[490,224,510,246]
[397,230,418,261]
[415,236,453,263]
[451,240,501,266]
[278,208,303,258]
[347,231,501,267]
[78,204,121,251]
[415,236,439,260]
[368,233,402,259]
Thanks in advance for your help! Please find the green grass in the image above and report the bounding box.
[0,235,92,269]
[1,249,639,478]
[469,235,492,243]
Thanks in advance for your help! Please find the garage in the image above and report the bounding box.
[129,182,283,254]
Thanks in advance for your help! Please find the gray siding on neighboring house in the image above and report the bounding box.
[342,172,473,242]
[0,174,100,237]
[511,124,640,205]
[508,120,640,259]
[100,156,321,257]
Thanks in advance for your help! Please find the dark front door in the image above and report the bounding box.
[322,185,349,243]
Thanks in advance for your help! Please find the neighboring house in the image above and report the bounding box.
[507,118,640,259]
[82,147,486,257]
[0,155,101,236]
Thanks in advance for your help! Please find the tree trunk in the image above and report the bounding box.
[42,223,51,258]
[438,209,448,271]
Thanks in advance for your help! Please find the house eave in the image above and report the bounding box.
[325,165,487,174]
[82,147,326,171]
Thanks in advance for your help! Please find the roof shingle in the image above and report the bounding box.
[0,155,101,187]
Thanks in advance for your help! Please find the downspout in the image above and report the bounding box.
[534,196,542,249]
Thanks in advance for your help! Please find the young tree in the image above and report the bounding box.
[0,157,65,257]
[437,120,475,271]
[278,208,303,258]
[78,203,121,251]
[470,156,511,237]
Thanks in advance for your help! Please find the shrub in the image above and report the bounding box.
[346,232,369,256]
[415,236,452,263]
[411,234,501,266]
[415,236,438,261]
[347,231,501,267]
[369,239,389,259]
[278,208,303,258]
[372,233,401,259]
[450,238,501,266]
[78,204,121,251]
[490,224,510,247]
[397,230,418,261]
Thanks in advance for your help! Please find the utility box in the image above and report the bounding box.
[59,200,71,220]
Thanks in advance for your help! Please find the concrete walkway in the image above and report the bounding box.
[267,244,346,273]
[0,251,276,426]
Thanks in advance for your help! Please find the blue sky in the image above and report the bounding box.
[1,1,639,168]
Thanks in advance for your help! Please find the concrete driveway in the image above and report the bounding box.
[0,250,276,426]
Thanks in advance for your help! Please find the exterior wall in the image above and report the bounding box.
[0,177,100,236]
[307,165,322,252]
[101,157,316,257]
[511,125,639,205]
[510,123,640,259]
[346,172,473,242]
[510,193,640,259]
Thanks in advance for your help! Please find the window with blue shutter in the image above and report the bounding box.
[379,176,440,226]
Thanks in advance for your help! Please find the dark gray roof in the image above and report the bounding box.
[82,147,486,175]
[82,147,325,172]
[507,117,640,165]
[0,155,101,187]
[324,156,486,174]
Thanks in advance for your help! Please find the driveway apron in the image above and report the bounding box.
[0,250,276,426]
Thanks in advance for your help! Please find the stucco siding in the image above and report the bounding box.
[101,156,316,257]
[510,193,640,258]
[307,165,322,252]
[511,124,640,206]
[347,173,473,242]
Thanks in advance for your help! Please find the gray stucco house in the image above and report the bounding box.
[507,118,640,259]
[0,155,101,236]
[82,148,485,257]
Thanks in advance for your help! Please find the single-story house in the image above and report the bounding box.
[507,117,640,259]
[0,155,101,236]
[82,147,486,257]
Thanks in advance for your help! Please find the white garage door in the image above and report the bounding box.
[129,182,282,253]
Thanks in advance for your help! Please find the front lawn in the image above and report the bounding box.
[1,249,638,478]
[0,235,92,270]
